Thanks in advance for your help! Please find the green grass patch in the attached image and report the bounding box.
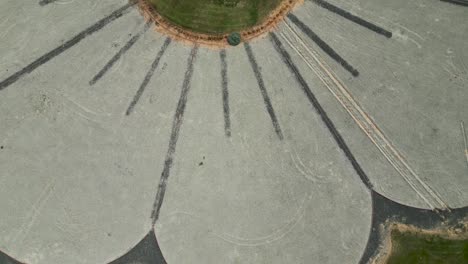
[148,0,283,34]
[386,229,468,264]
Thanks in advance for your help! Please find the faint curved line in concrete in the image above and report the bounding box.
[280,19,447,210]
[160,193,311,247]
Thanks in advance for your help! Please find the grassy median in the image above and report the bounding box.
[386,229,468,263]
[148,0,282,34]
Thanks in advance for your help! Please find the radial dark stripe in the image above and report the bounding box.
[90,22,151,86]
[244,43,284,140]
[288,13,360,77]
[151,46,199,225]
[0,3,135,91]
[269,32,373,189]
[310,0,392,38]
[440,0,468,6]
[39,0,60,6]
[220,49,232,137]
[126,37,172,116]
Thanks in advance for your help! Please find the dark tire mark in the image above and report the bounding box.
[310,0,392,38]
[126,37,171,116]
[440,0,468,6]
[150,46,199,225]
[39,0,60,6]
[0,3,134,91]
[287,13,360,77]
[90,22,151,86]
[269,32,372,189]
[244,43,284,140]
[220,49,232,137]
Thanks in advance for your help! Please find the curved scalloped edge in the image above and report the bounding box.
[359,190,468,264]
[109,229,166,264]
[134,0,304,48]
[0,229,167,264]
[2,190,467,264]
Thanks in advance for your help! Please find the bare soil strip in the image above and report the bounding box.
[134,0,303,48]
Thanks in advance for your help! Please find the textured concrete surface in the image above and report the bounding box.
[0,0,467,263]
[292,0,468,209]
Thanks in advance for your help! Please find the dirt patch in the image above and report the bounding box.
[133,0,303,48]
